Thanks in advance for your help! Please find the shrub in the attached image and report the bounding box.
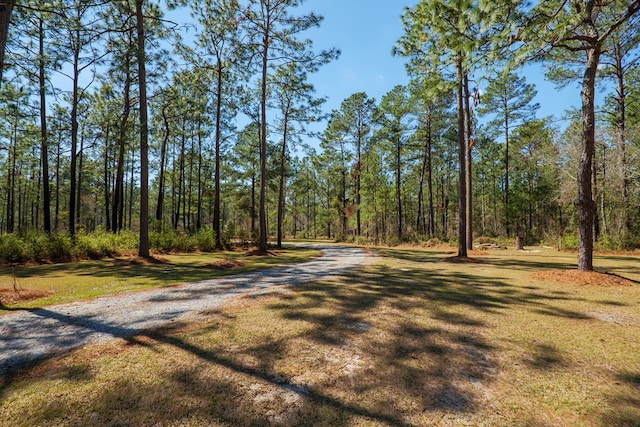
[354,236,370,246]
[0,234,27,263]
[149,230,199,253]
[195,227,217,252]
[47,233,74,262]
[76,231,138,259]
[560,233,579,250]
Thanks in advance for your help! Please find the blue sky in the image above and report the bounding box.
[297,1,586,131]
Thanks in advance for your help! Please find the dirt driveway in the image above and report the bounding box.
[0,245,369,374]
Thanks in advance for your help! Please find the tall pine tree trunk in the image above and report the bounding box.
[258,22,270,253]
[213,62,223,248]
[156,108,169,224]
[0,0,14,83]
[576,44,599,271]
[464,73,473,251]
[196,123,203,231]
[613,42,630,233]
[103,129,111,231]
[38,16,51,234]
[395,133,402,240]
[455,55,467,257]
[136,0,150,257]
[76,128,84,228]
[69,37,80,238]
[355,131,362,236]
[276,105,290,248]
[113,65,131,233]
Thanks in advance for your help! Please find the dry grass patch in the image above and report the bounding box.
[110,255,170,266]
[0,288,53,305]
[532,269,637,287]
[1,246,639,426]
[207,259,246,270]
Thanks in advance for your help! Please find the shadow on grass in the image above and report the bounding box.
[2,246,633,425]
[598,370,640,426]
[1,307,415,426]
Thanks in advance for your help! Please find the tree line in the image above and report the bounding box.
[0,0,638,271]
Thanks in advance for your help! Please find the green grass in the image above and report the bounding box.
[0,246,320,310]
[1,245,639,426]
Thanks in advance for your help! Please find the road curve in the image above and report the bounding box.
[0,244,368,375]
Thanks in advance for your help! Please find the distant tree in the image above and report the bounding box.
[270,63,325,247]
[599,21,640,237]
[232,123,261,238]
[240,0,337,252]
[58,0,108,237]
[478,71,539,237]
[377,85,413,241]
[324,92,375,237]
[409,77,454,238]
[509,118,560,241]
[321,112,352,240]
[190,0,242,248]
[396,0,475,256]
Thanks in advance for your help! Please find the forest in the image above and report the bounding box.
[0,0,638,269]
[2,2,640,426]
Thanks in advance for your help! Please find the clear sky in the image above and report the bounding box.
[297,1,588,134]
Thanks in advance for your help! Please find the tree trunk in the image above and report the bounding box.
[0,0,15,83]
[196,123,203,231]
[427,114,434,237]
[128,144,135,230]
[395,133,402,240]
[103,129,111,231]
[6,118,16,233]
[113,64,131,233]
[258,13,270,253]
[251,172,256,238]
[276,104,290,248]
[186,136,194,232]
[613,42,630,233]
[136,0,149,257]
[55,135,61,231]
[341,144,347,239]
[576,45,599,271]
[455,55,467,257]
[77,128,85,229]
[214,61,223,248]
[504,94,510,237]
[464,73,473,251]
[69,39,80,238]
[417,125,427,235]
[38,16,51,234]
[156,107,169,223]
[175,130,186,230]
[356,129,362,236]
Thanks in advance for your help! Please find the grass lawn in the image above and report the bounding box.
[1,245,639,426]
[0,246,320,310]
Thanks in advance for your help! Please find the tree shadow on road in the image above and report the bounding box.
[1,246,638,426]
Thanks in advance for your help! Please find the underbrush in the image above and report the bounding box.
[0,229,222,264]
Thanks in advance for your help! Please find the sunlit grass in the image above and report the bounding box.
[0,246,320,310]
[1,245,639,426]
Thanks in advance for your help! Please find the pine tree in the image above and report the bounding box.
[477,71,539,237]
[514,0,640,270]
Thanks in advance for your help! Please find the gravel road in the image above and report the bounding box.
[0,245,368,375]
